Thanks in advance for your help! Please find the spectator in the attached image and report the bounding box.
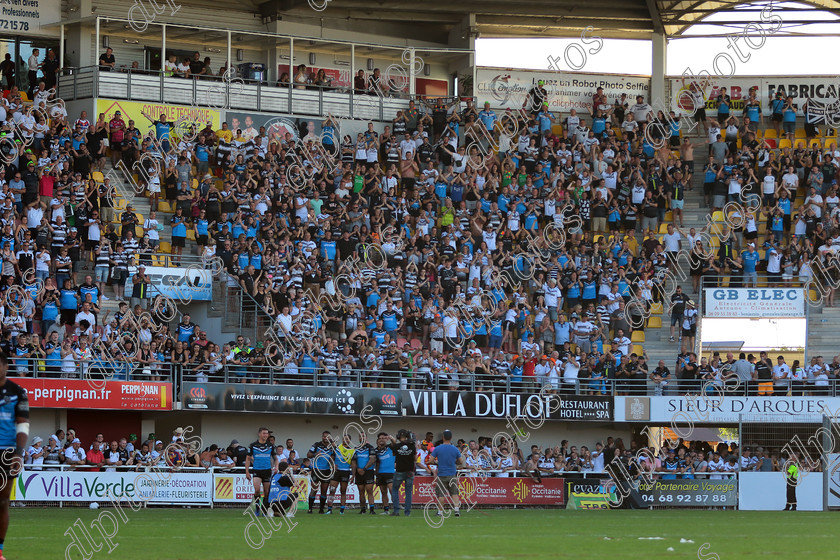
[98,47,115,72]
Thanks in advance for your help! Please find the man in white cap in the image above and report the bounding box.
[64,438,86,467]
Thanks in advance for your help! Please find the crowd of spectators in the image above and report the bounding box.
[28,426,799,480]
[2,53,840,396]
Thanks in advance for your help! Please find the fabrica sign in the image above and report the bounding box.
[704,288,805,318]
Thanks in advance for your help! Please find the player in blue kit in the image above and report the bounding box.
[267,462,299,518]
[375,432,396,515]
[244,427,277,516]
[353,433,376,514]
[326,434,355,514]
[0,353,29,560]
[307,431,336,514]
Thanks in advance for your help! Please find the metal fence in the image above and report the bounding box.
[11,356,840,398]
[57,66,422,121]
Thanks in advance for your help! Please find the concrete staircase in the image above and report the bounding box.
[631,136,714,367]
[636,134,834,367]
[806,306,840,363]
[89,159,176,321]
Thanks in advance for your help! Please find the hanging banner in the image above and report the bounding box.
[476,67,650,111]
[404,476,566,506]
[566,477,616,509]
[124,265,213,302]
[669,76,840,116]
[17,378,171,410]
[403,391,612,420]
[704,288,805,318]
[803,98,840,125]
[96,99,222,138]
[181,383,402,416]
[214,473,309,506]
[13,470,211,504]
[0,0,61,37]
[638,479,738,507]
[616,396,836,423]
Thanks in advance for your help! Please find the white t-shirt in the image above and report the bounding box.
[763,174,776,194]
[144,218,159,241]
[663,231,681,252]
[806,194,823,218]
[563,359,580,384]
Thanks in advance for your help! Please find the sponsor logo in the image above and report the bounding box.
[382,393,397,406]
[335,389,356,414]
[215,477,233,500]
[628,397,650,421]
[513,479,528,502]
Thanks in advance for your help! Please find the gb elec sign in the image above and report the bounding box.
[704,288,805,318]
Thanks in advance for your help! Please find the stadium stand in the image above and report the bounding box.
[3,53,840,402]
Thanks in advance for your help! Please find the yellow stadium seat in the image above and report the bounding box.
[631,331,645,343]
[92,171,105,183]
[754,129,763,138]
[650,302,663,315]
[19,92,30,102]
[551,124,564,136]
[191,178,198,190]
[658,223,670,234]
[646,316,662,329]
[736,139,742,148]
[795,128,806,138]
[631,344,644,356]
[809,138,822,149]
[764,129,777,139]
[711,211,725,222]
[159,241,172,254]
[778,139,792,149]
[186,229,196,241]
[794,139,806,149]
[157,200,171,213]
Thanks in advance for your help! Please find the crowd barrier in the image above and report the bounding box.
[15,466,751,509]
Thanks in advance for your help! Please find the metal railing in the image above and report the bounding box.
[19,463,741,480]
[8,357,178,384]
[175,363,840,397]
[10,354,840,398]
[57,66,429,121]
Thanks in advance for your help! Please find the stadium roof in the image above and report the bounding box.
[246,0,840,41]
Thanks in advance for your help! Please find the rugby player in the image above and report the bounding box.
[244,427,277,516]
[307,431,336,514]
[353,433,376,514]
[326,434,355,514]
[267,462,298,518]
[375,432,396,514]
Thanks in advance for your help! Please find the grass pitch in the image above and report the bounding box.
[13,507,836,559]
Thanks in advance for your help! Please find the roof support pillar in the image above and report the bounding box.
[651,32,667,105]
